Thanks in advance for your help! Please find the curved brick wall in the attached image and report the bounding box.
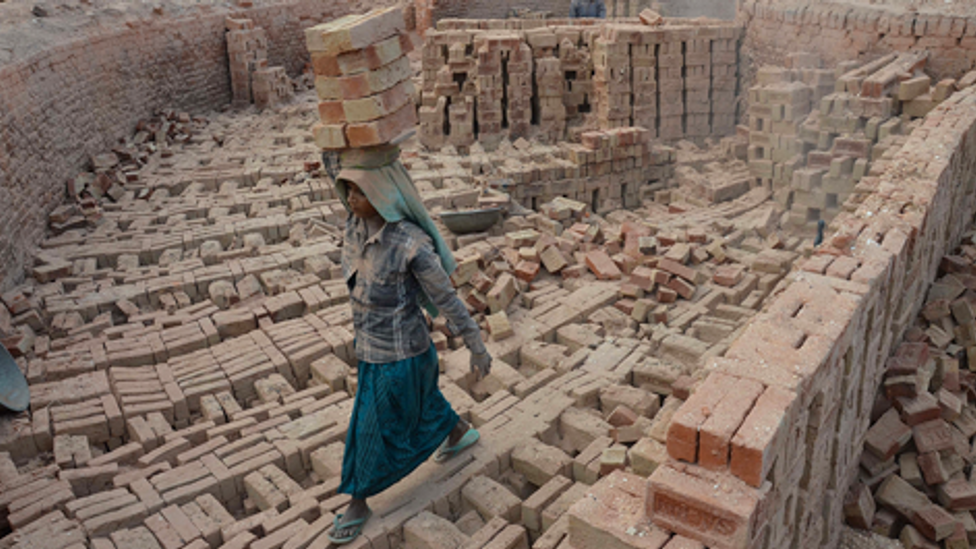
[648,86,976,548]
[740,0,976,81]
[0,0,396,292]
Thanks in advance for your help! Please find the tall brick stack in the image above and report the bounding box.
[251,67,293,110]
[657,40,684,140]
[630,37,657,137]
[683,38,711,138]
[592,36,631,130]
[536,56,568,141]
[710,33,738,135]
[419,18,741,150]
[475,34,516,149]
[747,74,814,191]
[226,18,268,105]
[226,18,293,110]
[507,43,534,140]
[305,7,418,150]
[559,33,592,122]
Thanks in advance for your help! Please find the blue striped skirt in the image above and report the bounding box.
[338,343,458,499]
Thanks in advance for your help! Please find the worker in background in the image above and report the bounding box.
[570,0,607,18]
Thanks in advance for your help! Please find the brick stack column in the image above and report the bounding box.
[507,43,534,140]
[631,37,658,139]
[536,57,567,142]
[710,28,739,136]
[420,30,445,95]
[559,35,591,122]
[475,35,506,149]
[657,37,684,139]
[251,67,293,109]
[226,18,269,105]
[683,36,711,138]
[593,37,632,130]
[448,95,476,149]
[419,95,447,149]
[413,0,435,36]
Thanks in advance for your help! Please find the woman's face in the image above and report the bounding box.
[346,182,380,220]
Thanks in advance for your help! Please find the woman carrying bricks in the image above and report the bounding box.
[325,146,492,545]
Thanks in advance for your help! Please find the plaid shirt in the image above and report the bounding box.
[342,216,486,364]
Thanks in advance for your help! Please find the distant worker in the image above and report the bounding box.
[570,0,606,18]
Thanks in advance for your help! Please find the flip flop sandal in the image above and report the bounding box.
[434,427,480,463]
[329,508,373,545]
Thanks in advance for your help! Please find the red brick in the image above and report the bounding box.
[304,7,405,55]
[515,261,541,283]
[657,287,678,304]
[667,278,696,300]
[913,419,954,454]
[310,52,341,77]
[629,266,655,292]
[317,100,346,124]
[605,406,638,428]
[937,477,976,511]
[843,482,875,530]
[585,250,622,280]
[667,373,735,463]
[897,392,941,426]
[910,504,957,542]
[671,375,694,400]
[647,463,761,549]
[658,258,697,282]
[713,265,744,288]
[345,102,417,148]
[896,342,930,370]
[699,377,764,471]
[916,452,948,485]
[729,385,796,487]
[470,271,493,294]
[568,471,669,549]
[864,408,912,460]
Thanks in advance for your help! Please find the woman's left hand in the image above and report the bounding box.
[470,351,492,380]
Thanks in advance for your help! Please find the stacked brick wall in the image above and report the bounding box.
[420,18,740,150]
[647,85,976,547]
[741,1,976,83]
[0,0,398,293]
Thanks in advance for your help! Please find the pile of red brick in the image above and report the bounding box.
[47,109,209,239]
[306,7,418,150]
[847,248,976,547]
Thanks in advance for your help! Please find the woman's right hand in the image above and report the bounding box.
[470,350,492,380]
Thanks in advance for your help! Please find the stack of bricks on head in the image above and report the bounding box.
[306,7,419,150]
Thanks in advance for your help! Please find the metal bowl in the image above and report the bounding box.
[439,207,504,234]
[0,346,28,412]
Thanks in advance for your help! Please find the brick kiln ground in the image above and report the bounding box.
[0,83,826,547]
